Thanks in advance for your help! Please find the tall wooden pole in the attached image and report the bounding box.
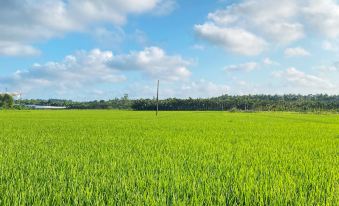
[156,80,159,116]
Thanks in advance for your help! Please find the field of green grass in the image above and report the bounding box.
[0,111,338,205]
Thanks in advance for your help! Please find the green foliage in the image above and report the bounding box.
[19,97,132,110]
[16,94,339,111]
[0,111,338,205]
[132,95,339,112]
[0,94,14,109]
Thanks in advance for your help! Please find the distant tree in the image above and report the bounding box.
[122,94,129,101]
[0,94,14,109]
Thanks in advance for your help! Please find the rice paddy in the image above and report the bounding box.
[0,110,338,205]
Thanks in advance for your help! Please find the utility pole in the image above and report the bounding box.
[156,80,159,116]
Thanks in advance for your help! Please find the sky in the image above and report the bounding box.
[0,0,339,100]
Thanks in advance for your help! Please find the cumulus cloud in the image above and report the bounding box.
[194,23,267,56]
[303,0,339,38]
[195,0,302,55]
[0,42,41,56]
[0,49,126,93]
[0,47,191,97]
[273,67,335,90]
[67,0,171,25]
[0,0,174,56]
[224,62,258,72]
[195,0,339,55]
[284,47,311,57]
[214,0,303,43]
[109,47,192,81]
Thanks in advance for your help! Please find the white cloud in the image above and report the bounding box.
[263,57,279,65]
[195,0,339,56]
[273,67,335,90]
[0,49,126,93]
[180,79,229,98]
[67,0,162,25]
[224,62,258,72]
[284,47,311,57]
[207,10,239,25]
[152,0,177,16]
[303,0,339,38]
[93,27,126,49]
[318,62,339,72]
[195,0,304,53]
[0,42,41,56]
[194,23,267,56]
[322,40,339,52]
[229,0,303,44]
[0,47,191,97]
[110,47,192,81]
[0,0,175,56]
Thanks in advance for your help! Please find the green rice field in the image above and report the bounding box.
[0,111,338,205]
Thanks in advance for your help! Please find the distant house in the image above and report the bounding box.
[25,105,67,109]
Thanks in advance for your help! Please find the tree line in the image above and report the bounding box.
[13,94,339,112]
[132,94,339,112]
[17,96,132,110]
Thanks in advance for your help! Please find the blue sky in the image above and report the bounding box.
[0,0,338,100]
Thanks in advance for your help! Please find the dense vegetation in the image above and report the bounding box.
[0,111,338,205]
[17,94,339,112]
[0,94,14,109]
[17,94,131,110]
